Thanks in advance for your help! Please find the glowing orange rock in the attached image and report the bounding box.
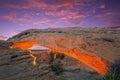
[10,40,37,66]
[11,40,108,74]
[10,40,35,50]
[42,45,108,75]
[29,50,37,65]
[68,49,108,75]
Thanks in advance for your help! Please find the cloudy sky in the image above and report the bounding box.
[0,0,120,39]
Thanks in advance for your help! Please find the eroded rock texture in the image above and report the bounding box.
[7,27,120,74]
[0,41,102,80]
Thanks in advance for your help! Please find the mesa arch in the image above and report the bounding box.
[7,28,120,75]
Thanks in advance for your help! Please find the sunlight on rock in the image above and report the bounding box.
[10,40,37,66]
[11,40,108,74]
[28,50,37,66]
[41,44,108,75]
[10,40,35,50]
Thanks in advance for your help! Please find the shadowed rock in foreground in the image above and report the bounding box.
[7,27,120,74]
[0,41,102,80]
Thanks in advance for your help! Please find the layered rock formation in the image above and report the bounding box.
[0,41,102,80]
[7,27,120,74]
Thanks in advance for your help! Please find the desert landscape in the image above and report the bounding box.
[0,0,120,80]
[0,27,120,80]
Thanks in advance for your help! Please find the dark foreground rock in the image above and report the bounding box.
[0,43,102,80]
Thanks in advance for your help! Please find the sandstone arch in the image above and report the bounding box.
[7,28,120,75]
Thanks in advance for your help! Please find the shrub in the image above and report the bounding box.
[50,52,56,63]
[51,63,65,75]
[102,60,120,80]
[50,51,65,75]
[56,53,65,60]
[50,51,65,63]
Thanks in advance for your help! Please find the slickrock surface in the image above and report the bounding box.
[7,27,120,74]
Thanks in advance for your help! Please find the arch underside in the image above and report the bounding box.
[10,40,108,75]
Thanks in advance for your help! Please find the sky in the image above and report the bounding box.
[0,0,120,40]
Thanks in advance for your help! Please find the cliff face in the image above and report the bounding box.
[7,27,120,74]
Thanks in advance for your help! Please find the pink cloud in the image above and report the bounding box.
[0,9,86,28]
[9,0,84,10]
[0,13,26,22]
[105,12,113,16]
[9,0,47,9]
[69,12,85,19]
[30,18,52,25]
[45,9,86,24]
[18,23,26,27]
[100,4,105,8]
[0,12,52,26]
[93,10,120,27]
[0,14,15,21]
[48,13,85,26]
[29,0,47,8]
[45,10,69,16]
[59,12,85,23]
[0,0,87,27]
[0,35,8,40]
[45,9,85,19]
[16,17,25,21]
[95,11,119,19]
[93,8,96,13]
[49,0,76,10]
